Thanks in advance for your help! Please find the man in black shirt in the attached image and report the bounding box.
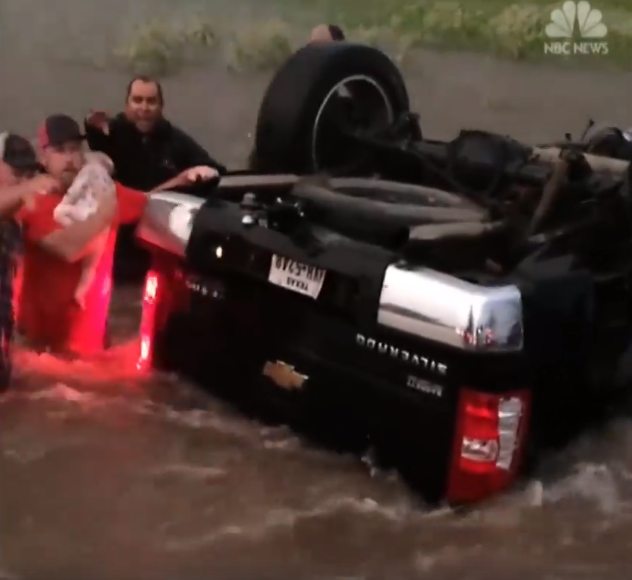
[85,75,226,192]
[85,75,226,281]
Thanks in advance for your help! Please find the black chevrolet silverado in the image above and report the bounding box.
[131,42,632,504]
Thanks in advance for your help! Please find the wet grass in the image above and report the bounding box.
[328,0,632,67]
[112,0,632,75]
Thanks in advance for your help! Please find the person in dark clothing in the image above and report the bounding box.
[84,75,226,192]
[84,75,226,281]
[309,24,345,43]
[0,132,45,390]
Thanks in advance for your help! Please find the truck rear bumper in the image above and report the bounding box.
[138,257,531,505]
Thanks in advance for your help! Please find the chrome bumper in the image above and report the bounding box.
[135,192,205,258]
[378,264,523,352]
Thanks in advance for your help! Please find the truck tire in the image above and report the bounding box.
[254,43,410,174]
[584,124,626,156]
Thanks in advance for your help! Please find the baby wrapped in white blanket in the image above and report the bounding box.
[53,152,115,308]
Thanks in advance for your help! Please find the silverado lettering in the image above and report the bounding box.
[355,334,448,375]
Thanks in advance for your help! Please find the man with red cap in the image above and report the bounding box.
[13,114,215,358]
[14,114,135,356]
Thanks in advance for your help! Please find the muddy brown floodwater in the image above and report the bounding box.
[2,0,632,577]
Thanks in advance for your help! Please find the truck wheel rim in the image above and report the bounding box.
[311,74,395,173]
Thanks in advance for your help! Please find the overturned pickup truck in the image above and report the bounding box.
[134,42,632,504]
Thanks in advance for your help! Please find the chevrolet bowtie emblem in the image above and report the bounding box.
[262,360,307,391]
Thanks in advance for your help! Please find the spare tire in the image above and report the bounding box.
[584,124,626,156]
[254,43,410,174]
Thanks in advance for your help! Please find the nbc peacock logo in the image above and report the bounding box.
[543,1,609,56]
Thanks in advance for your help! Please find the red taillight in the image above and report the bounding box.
[447,388,531,504]
[137,271,160,371]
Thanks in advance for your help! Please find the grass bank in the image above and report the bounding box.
[113,0,632,75]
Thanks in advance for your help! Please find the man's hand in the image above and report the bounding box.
[85,110,111,135]
[22,174,61,209]
[26,174,61,196]
[150,165,220,194]
[182,165,219,183]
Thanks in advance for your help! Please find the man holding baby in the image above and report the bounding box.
[11,114,217,358]
[14,114,145,357]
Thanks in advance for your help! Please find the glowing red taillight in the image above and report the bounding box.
[447,388,531,503]
[137,271,160,371]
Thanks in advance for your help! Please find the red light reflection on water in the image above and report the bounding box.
[13,339,149,386]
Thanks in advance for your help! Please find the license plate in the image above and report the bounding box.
[268,255,326,299]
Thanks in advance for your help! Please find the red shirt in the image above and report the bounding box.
[16,183,147,355]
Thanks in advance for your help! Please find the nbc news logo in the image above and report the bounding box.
[544,1,609,56]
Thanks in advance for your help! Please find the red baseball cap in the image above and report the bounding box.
[37,114,85,149]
